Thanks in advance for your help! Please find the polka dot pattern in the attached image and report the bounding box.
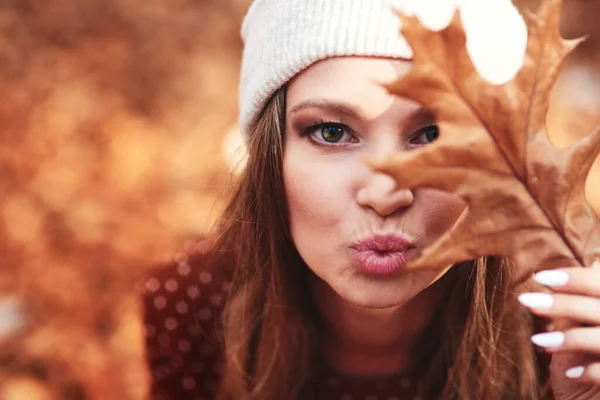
[144,238,227,399]
[143,238,427,399]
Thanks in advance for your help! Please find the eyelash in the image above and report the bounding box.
[300,120,438,148]
[301,120,355,148]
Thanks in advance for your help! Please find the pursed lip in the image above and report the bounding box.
[351,233,412,253]
[350,233,415,276]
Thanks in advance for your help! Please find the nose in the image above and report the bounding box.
[357,172,414,217]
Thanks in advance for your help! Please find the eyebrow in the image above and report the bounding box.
[405,107,436,128]
[288,98,437,126]
[288,99,364,119]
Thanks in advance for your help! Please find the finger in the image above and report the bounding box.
[533,263,600,297]
[518,292,600,325]
[530,327,600,355]
[564,362,600,386]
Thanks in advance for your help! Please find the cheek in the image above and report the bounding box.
[283,151,357,235]
[416,189,466,239]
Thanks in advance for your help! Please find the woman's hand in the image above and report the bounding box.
[519,260,600,400]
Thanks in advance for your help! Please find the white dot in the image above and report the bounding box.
[165,279,179,292]
[199,272,212,284]
[165,318,178,330]
[154,296,167,309]
[175,251,189,264]
[182,377,196,390]
[195,240,210,253]
[198,308,212,321]
[145,278,160,292]
[177,262,191,276]
[145,324,156,337]
[222,281,232,292]
[188,324,201,336]
[209,295,223,307]
[400,377,411,388]
[178,340,191,353]
[187,285,200,299]
[176,301,189,314]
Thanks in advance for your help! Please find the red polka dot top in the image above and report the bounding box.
[144,239,428,400]
[144,239,551,400]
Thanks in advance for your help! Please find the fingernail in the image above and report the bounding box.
[518,293,554,309]
[531,332,564,348]
[566,366,585,379]
[534,270,569,287]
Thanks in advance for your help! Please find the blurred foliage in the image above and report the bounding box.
[0,0,249,398]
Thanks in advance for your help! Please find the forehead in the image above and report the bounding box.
[286,57,413,120]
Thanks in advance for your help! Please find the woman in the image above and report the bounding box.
[144,0,600,399]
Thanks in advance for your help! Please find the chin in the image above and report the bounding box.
[332,272,427,310]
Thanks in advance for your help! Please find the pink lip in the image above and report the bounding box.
[350,233,415,276]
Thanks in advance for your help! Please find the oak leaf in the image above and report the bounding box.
[372,0,600,282]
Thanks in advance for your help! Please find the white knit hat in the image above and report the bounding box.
[239,0,527,136]
[239,0,417,136]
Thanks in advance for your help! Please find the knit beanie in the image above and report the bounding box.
[238,0,527,136]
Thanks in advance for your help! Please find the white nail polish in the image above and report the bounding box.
[518,293,554,309]
[534,270,569,287]
[531,332,564,348]
[566,366,585,379]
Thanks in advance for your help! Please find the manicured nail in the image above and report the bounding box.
[518,293,554,309]
[531,332,564,348]
[566,366,585,379]
[534,270,569,287]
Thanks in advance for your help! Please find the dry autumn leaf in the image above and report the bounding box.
[372,0,600,282]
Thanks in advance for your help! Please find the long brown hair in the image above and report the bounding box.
[213,87,548,399]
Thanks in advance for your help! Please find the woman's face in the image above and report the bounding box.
[283,57,466,309]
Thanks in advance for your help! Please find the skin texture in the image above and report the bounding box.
[283,57,466,374]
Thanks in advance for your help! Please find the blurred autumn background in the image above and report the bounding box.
[0,0,598,399]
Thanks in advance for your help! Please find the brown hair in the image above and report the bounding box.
[213,87,548,399]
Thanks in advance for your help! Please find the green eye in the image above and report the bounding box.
[321,125,345,142]
[424,126,439,142]
[302,122,355,146]
[411,125,439,145]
